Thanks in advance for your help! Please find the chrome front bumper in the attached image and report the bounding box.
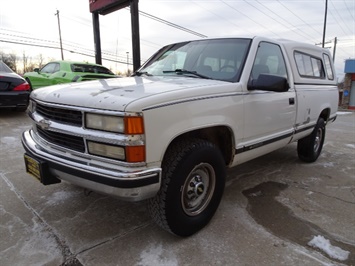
[22,130,161,201]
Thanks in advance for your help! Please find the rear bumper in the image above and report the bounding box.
[0,91,30,109]
[22,130,161,201]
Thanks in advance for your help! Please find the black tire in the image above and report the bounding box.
[149,138,226,237]
[297,118,326,163]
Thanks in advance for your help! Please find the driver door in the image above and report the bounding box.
[242,42,296,155]
[33,62,60,88]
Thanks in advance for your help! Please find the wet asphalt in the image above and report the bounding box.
[0,110,354,266]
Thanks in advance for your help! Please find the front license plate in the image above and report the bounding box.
[24,154,42,182]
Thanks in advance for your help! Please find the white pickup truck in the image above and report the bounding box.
[22,36,338,236]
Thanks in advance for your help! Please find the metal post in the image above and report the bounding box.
[130,0,141,71]
[92,12,102,65]
[55,10,64,60]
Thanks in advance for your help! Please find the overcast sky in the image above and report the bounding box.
[0,0,354,79]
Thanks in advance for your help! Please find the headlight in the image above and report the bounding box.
[85,113,144,134]
[86,112,145,162]
[27,100,36,113]
[87,141,125,160]
[86,113,124,133]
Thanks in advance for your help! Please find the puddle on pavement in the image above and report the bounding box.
[243,181,355,264]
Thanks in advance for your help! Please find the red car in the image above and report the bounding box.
[0,61,31,111]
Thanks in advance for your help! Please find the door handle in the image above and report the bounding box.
[289,98,295,105]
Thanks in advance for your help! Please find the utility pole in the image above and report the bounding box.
[126,52,129,72]
[55,10,64,60]
[322,0,328,48]
[333,37,337,62]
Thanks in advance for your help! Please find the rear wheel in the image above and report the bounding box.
[297,118,325,163]
[149,139,226,237]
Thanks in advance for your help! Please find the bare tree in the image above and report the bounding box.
[47,57,56,64]
[0,51,5,63]
[23,51,29,73]
[21,52,37,73]
[9,53,17,72]
[26,62,36,73]
[37,54,44,69]
[0,52,18,72]
[125,69,132,77]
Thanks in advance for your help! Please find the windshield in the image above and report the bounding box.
[138,38,251,82]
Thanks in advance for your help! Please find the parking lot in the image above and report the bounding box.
[0,110,354,266]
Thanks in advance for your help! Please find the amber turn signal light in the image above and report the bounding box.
[126,146,145,162]
[124,117,144,134]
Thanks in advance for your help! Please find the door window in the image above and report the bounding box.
[41,63,60,74]
[251,42,288,80]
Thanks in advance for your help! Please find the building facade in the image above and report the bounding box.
[340,59,355,110]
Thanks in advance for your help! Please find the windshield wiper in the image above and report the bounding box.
[134,71,153,76]
[163,69,211,79]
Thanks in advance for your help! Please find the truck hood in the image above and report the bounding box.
[31,76,228,112]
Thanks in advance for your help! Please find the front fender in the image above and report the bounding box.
[143,93,243,165]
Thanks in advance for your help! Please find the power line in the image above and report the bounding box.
[191,1,255,35]
[136,9,207,38]
[0,32,59,45]
[63,8,207,40]
[343,0,355,21]
[246,0,317,41]
[0,39,58,50]
[329,1,354,36]
[218,0,283,38]
[0,30,130,61]
[61,11,161,49]
[276,0,320,36]
[0,39,132,66]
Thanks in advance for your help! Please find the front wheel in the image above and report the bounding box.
[149,139,226,237]
[297,118,326,163]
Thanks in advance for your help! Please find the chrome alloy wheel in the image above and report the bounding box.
[181,163,216,216]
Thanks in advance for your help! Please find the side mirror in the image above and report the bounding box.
[248,74,289,92]
[34,68,40,73]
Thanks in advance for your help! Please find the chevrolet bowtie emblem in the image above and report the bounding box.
[38,119,51,130]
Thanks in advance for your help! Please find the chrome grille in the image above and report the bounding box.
[37,126,85,152]
[36,103,82,126]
